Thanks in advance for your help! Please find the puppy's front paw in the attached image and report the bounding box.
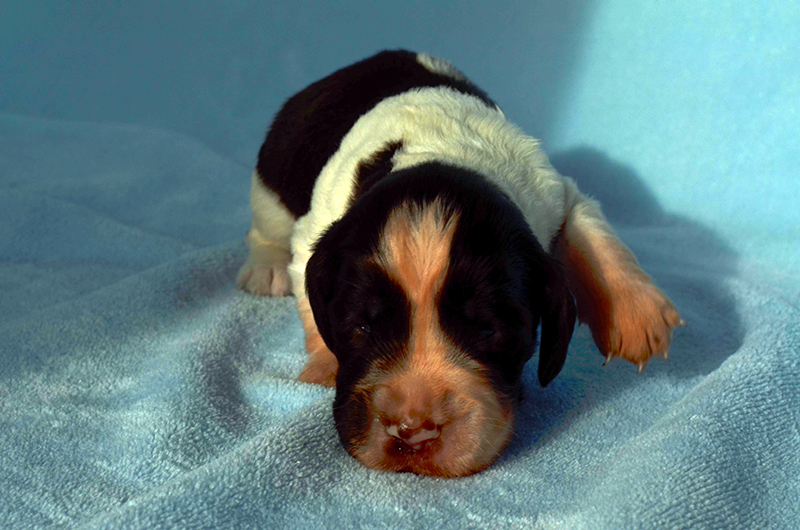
[588,279,683,369]
[236,243,292,297]
[237,260,291,297]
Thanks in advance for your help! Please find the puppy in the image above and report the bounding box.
[237,50,682,477]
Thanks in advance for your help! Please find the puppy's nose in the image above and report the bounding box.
[373,383,445,452]
[385,419,441,450]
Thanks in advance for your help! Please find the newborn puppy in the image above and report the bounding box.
[237,50,682,477]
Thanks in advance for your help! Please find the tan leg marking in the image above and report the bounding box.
[554,197,683,367]
[296,296,338,387]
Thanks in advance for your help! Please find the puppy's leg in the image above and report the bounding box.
[553,180,683,367]
[237,171,294,296]
[296,296,338,387]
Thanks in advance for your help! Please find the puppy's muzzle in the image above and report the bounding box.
[346,355,513,477]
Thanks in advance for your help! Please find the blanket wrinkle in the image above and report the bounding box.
[0,113,252,250]
[5,188,200,255]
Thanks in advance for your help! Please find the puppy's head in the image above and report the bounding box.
[306,164,575,477]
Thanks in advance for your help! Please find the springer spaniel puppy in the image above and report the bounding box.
[237,50,683,477]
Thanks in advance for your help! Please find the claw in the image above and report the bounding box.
[603,354,612,367]
[637,362,644,374]
[663,350,669,362]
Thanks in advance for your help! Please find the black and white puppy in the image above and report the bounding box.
[237,50,683,477]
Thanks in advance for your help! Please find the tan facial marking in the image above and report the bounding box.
[376,201,461,397]
[377,200,457,309]
[352,201,513,477]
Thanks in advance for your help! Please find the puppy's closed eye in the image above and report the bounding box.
[336,271,410,354]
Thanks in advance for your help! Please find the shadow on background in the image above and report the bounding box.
[551,147,668,226]
[505,146,745,460]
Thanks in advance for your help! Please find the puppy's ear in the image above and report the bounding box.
[534,257,576,387]
[305,230,342,353]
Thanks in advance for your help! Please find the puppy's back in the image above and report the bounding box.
[256,50,495,218]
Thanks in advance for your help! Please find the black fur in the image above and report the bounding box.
[352,141,404,202]
[257,50,496,218]
[305,163,576,447]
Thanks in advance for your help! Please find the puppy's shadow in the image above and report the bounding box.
[551,147,666,226]
[505,146,744,460]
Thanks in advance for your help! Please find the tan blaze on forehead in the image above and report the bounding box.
[377,200,458,308]
[375,200,462,376]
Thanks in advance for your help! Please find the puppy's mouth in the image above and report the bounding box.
[380,415,443,462]
[338,372,514,478]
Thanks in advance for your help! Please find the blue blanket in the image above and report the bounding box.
[2,2,799,528]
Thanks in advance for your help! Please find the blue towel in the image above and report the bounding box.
[2,2,798,528]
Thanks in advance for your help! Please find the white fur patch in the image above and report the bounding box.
[288,87,573,298]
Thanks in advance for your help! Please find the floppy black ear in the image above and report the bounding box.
[536,258,576,387]
[305,230,343,353]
